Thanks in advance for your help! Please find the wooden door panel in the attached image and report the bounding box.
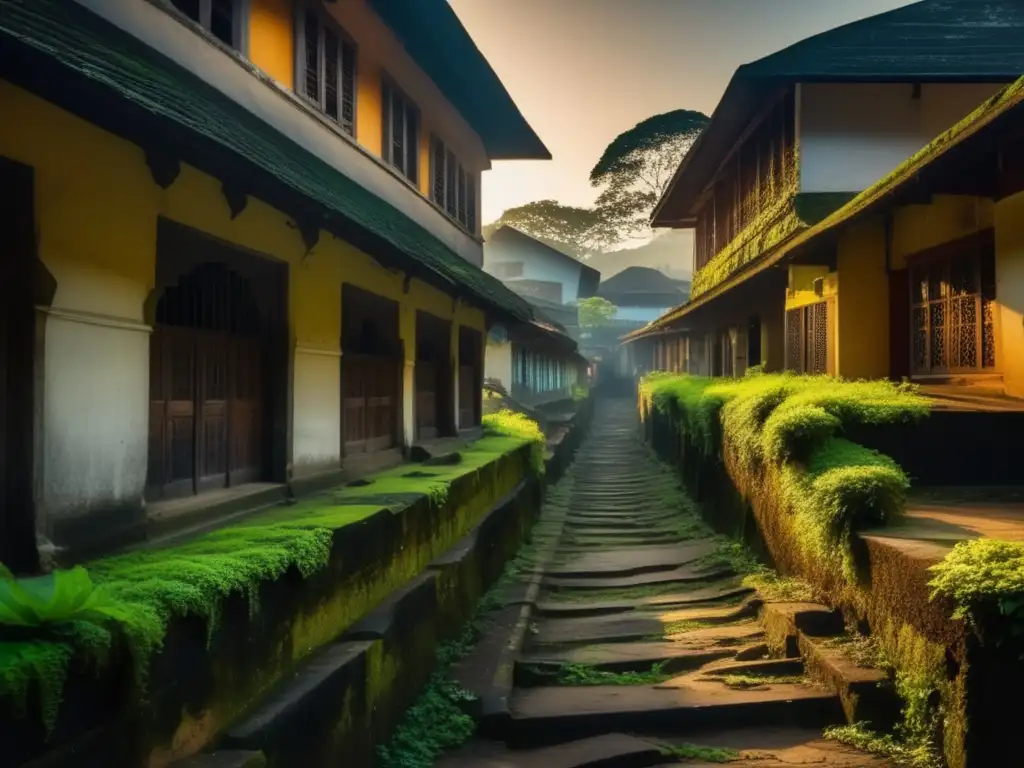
[197,333,228,490]
[231,339,263,483]
[458,365,475,428]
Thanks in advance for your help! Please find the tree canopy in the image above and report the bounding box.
[483,108,710,258]
[589,109,710,240]
[577,296,618,328]
[482,200,614,258]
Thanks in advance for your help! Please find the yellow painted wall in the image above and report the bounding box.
[891,195,993,270]
[0,78,485,395]
[250,0,294,87]
[785,265,837,311]
[835,221,890,380]
[994,192,1024,398]
[245,0,482,196]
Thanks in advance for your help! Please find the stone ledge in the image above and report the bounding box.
[3,438,536,767]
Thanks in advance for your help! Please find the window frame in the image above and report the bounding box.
[294,3,358,137]
[381,76,421,185]
[429,134,478,235]
[168,0,249,54]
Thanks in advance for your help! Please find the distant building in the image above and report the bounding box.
[484,226,601,306]
[597,267,689,325]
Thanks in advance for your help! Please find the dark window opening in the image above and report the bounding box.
[430,135,477,233]
[170,0,241,49]
[382,80,419,184]
[298,7,357,135]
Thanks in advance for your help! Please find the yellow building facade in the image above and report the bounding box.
[0,0,548,567]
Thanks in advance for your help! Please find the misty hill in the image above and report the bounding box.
[585,230,693,282]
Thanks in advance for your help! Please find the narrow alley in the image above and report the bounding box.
[436,399,891,768]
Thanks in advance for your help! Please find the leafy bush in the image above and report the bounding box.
[482,409,545,477]
[639,372,926,581]
[0,567,132,628]
[929,539,1024,631]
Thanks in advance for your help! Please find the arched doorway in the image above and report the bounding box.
[147,218,286,500]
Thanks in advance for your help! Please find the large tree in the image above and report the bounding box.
[589,109,710,241]
[483,200,615,258]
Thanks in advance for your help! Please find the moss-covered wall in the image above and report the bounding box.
[0,437,536,767]
[640,399,999,768]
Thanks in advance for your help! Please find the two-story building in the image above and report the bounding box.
[628,0,1024,381]
[483,225,601,306]
[0,0,549,570]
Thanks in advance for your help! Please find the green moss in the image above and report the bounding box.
[639,373,926,581]
[929,538,1024,623]
[702,541,815,602]
[824,723,941,768]
[659,742,740,762]
[0,434,537,735]
[548,662,673,686]
[702,672,806,688]
[482,410,545,477]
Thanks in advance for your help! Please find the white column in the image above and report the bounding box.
[403,358,415,447]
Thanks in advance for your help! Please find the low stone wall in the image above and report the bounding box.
[641,402,1019,768]
[3,442,537,767]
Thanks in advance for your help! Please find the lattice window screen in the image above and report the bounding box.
[785,308,802,372]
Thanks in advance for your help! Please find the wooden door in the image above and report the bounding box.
[231,337,263,484]
[197,332,229,492]
[149,326,198,498]
[343,354,397,454]
[342,355,368,454]
[415,360,438,441]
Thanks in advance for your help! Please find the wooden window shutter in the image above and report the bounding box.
[404,106,419,184]
[303,10,320,103]
[381,81,392,164]
[785,307,802,373]
[445,149,457,216]
[457,165,468,226]
[826,297,837,375]
[323,27,339,121]
[340,40,356,133]
[466,175,477,233]
[431,136,446,206]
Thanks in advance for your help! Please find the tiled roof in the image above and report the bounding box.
[654,0,1024,223]
[0,0,534,322]
[367,0,549,161]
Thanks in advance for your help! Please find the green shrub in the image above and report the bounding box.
[929,539,1024,632]
[638,372,925,581]
[482,409,545,477]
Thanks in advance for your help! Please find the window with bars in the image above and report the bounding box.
[170,0,244,49]
[430,135,478,233]
[382,80,420,184]
[785,300,833,375]
[910,236,996,375]
[296,7,357,136]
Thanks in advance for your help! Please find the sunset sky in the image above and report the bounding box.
[449,0,915,225]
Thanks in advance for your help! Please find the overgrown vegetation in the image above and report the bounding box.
[701,672,806,689]
[550,661,672,686]
[700,541,815,602]
[640,372,927,581]
[929,538,1024,634]
[482,409,546,477]
[0,432,542,736]
[825,723,942,768]
[658,742,739,763]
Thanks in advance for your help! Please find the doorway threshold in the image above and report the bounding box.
[141,482,287,552]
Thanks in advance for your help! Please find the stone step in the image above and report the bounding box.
[535,584,754,619]
[507,682,845,748]
[170,752,266,768]
[544,543,715,579]
[544,564,732,592]
[435,733,666,768]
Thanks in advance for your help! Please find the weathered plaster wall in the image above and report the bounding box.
[994,191,1024,397]
[0,79,487,536]
[74,0,485,266]
[836,221,890,380]
[485,339,513,391]
[798,83,1002,194]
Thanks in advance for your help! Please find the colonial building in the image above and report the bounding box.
[485,314,587,407]
[0,0,549,569]
[483,226,601,307]
[629,0,1024,380]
